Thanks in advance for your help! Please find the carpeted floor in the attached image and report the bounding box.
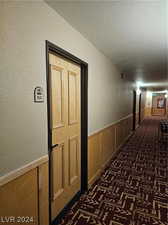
[60,117,168,225]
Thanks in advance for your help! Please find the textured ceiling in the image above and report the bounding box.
[46,0,168,90]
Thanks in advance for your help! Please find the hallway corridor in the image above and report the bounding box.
[60,117,168,225]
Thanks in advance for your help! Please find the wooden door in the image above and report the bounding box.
[49,53,81,220]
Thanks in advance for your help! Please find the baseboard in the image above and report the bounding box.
[88,153,117,188]
[101,155,114,170]
[116,131,133,152]
[88,169,102,188]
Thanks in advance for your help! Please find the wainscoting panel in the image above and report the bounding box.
[0,156,49,225]
[100,125,116,168]
[145,107,151,117]
[38,162,49,225]
[88,115,133,186]
[152,108,165,116]
[116,121,123,149]
[0,168,38,225]
[141,107,145,122]
[88,133,101,185]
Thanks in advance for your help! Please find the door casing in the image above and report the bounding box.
[133,90,136,131]
[139,93,142,124]
[46,41,88,224]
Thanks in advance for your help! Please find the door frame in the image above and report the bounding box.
[46,41,88,224]
[133,90,136,131]
[139,93,142,124]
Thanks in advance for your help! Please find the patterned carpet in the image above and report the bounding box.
[60,117,168,225]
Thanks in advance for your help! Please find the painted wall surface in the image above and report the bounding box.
[136,94,140,113]
[0,1,133,176]
[146,91,153,108]
[141,91,147,109]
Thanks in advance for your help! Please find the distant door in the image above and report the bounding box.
[139,93,142,124]
[133,90,136,131]
[152,95,166,116]
[49,53,81,220]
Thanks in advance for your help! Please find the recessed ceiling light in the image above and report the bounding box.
[136,81,143,88]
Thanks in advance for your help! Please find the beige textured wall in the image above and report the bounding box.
[136,94,140,113]
[0,1,134,176]
[146,91,153,108]
[141,91,147,109]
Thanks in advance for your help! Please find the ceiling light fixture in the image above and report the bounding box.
[136,81,143,88]
[137,88,141,95]
[136,81,142,95]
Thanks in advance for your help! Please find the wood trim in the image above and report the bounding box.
[116,130,133,152]
[89,113,133,137]
[0,168,39,225]
[0,155,49,187]
[38,162,49,225]
[145,107,152,117]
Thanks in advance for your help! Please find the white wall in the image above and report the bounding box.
[0,1,133,176]
[146,91,153,108]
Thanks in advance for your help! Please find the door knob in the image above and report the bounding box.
[51,144,59,149]
[50,144,59,153]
